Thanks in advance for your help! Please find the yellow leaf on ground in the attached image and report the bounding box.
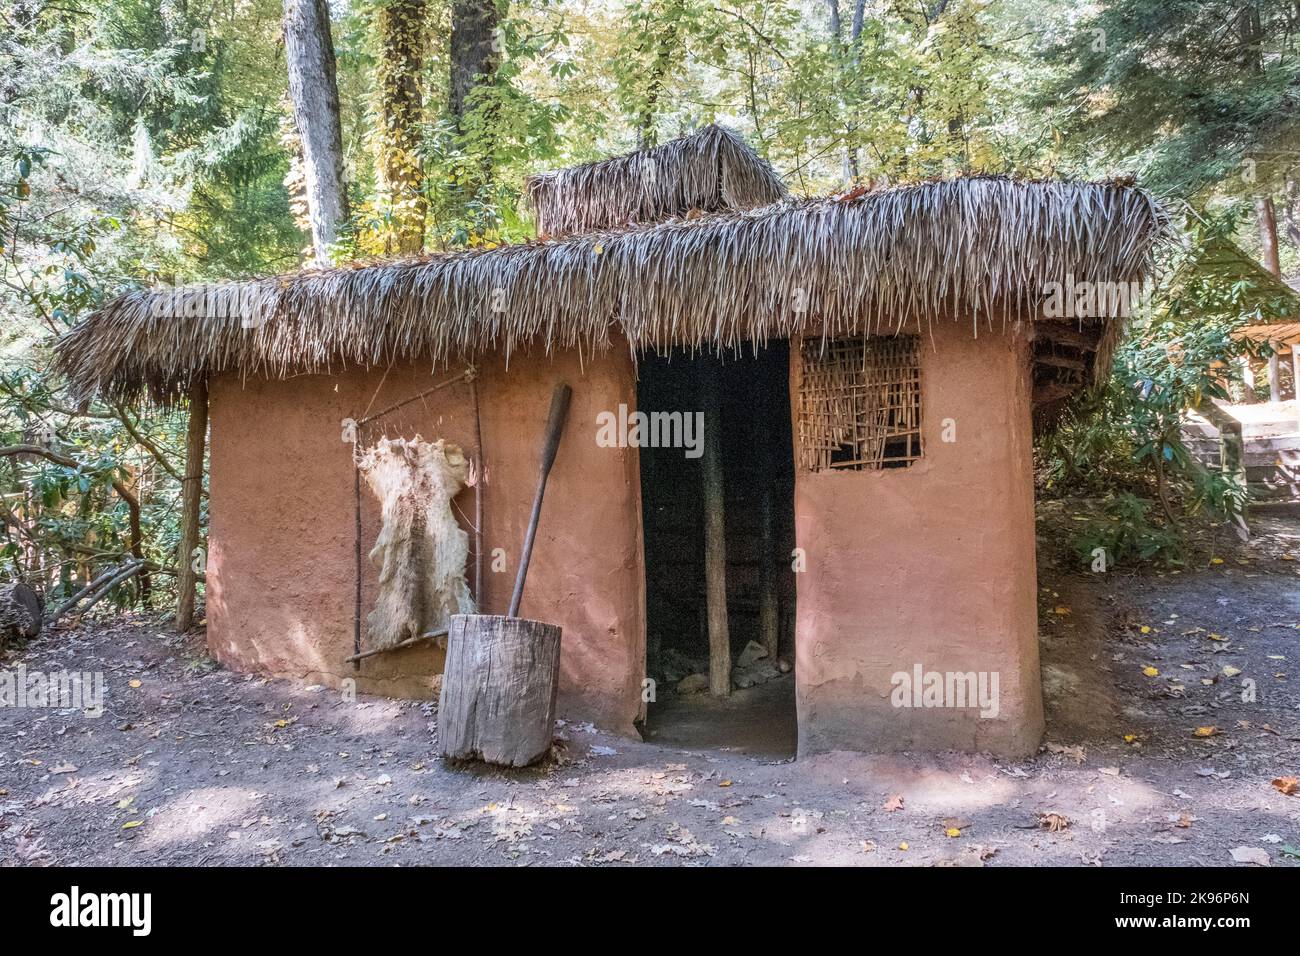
[1193,726,1218,738]
[1143,666,1159,677]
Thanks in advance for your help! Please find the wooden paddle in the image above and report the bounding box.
[508,381,572,616]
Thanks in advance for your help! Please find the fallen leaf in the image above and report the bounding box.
[1271,777,1298,796]
[882,794,904,812]
[1229,846,1270,866]
[1044,741,1086,763]
[1039,811,1070,832]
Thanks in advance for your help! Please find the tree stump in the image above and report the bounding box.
[0,583,42,652]
[437,614,562,767]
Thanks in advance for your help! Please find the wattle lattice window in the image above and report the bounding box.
[798,335,923,471]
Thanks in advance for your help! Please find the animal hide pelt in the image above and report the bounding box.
[358,437,475,650]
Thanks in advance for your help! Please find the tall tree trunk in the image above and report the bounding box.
[1258,195,1284,402]
[376,0,428,255]
[449,0,503,190]
[831,0,867,185]
[1257,195,1281,277]
[630,1,683,149]
[283,0,349,265]
[850,0,866,39]
[449,0,500,119]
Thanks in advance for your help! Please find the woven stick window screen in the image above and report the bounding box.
[798,335,923,471]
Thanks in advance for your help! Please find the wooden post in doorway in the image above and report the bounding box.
[1268,344,1282,403]
[1240,354,1257,402]
[700,363,730,697]
[753,376,779,662]
[176,379,208,631]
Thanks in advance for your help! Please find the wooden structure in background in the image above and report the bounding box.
[175,380,208,631]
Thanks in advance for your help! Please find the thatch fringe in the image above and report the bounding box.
[55,175,1169,406]
[525,124,788,237]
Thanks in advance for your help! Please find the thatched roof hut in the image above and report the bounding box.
[524,124,788,237]
[55,175,1167,407]
[51,149,1173,757]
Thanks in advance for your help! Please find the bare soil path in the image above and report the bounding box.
[2,511,1298,867]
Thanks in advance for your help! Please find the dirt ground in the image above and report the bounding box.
[2,507,1298,868]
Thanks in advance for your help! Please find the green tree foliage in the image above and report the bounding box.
[0,0,297,612]
[1038,217,1263,565]
[1,0,1293,610]
[1037,0,1300,199]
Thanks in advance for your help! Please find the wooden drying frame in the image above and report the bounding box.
[350,367,480,668]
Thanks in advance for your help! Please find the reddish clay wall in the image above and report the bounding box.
[206,349,646,733]
[790,320,1044,757]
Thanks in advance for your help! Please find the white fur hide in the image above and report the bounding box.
[358,437,475,649]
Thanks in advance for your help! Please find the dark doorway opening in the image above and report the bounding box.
[637,343,797,756]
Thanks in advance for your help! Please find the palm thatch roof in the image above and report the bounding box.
[1190,236,1300,344]
[55,175,1168,407]
[525,124,788,237]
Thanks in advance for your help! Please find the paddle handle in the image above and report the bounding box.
[509,382,571,617]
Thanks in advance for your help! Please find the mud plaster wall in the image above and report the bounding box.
[206,349,646,733]
[790,320,1044,757]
